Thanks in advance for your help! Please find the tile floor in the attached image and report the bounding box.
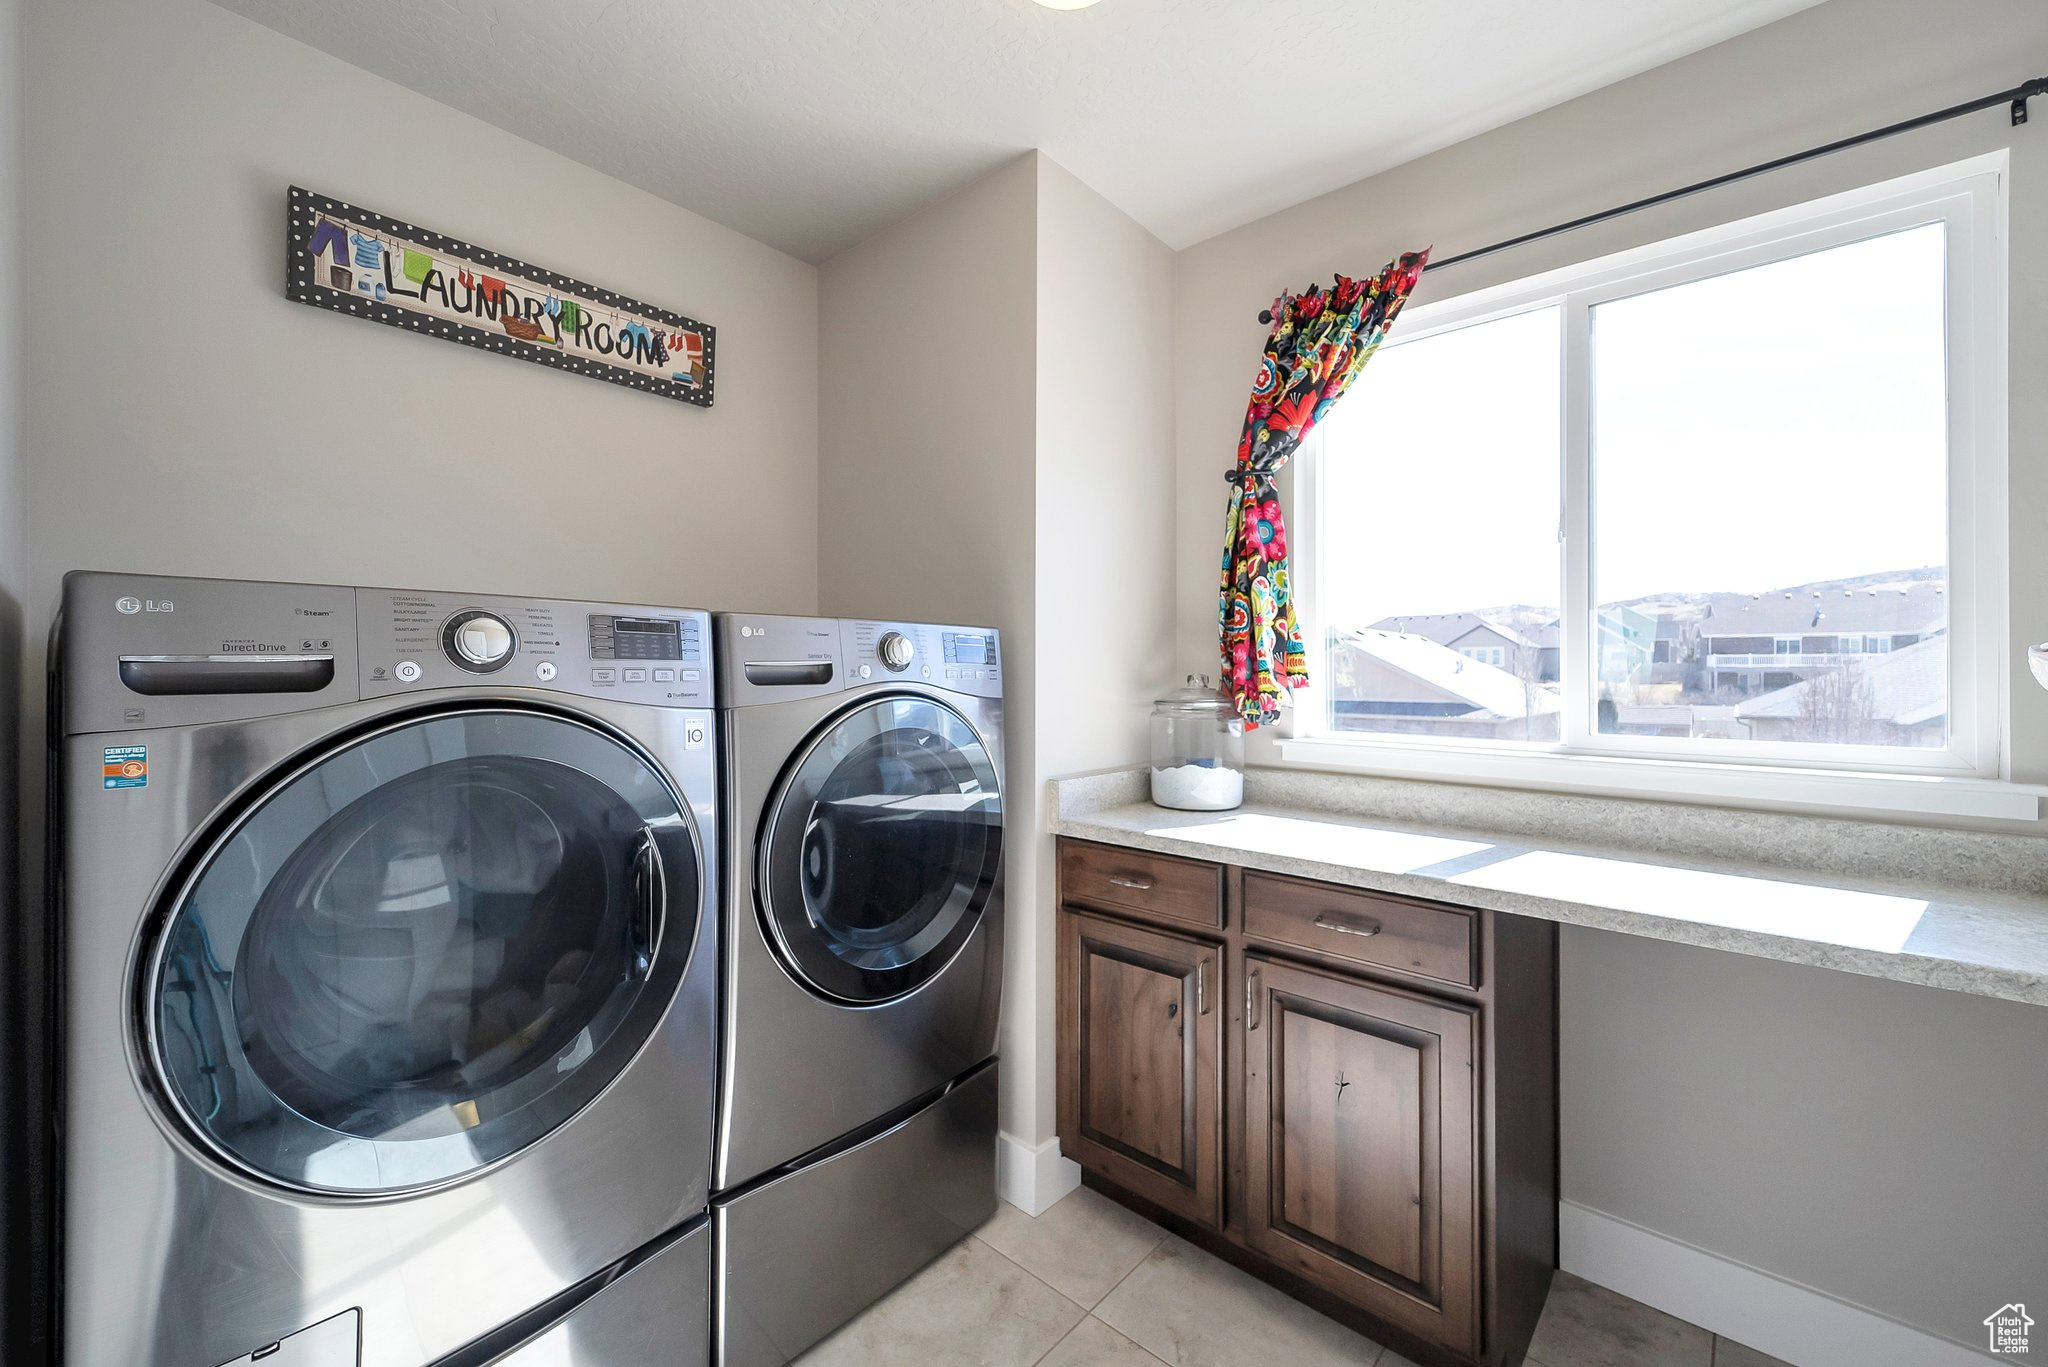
[793,1186,1794,1367]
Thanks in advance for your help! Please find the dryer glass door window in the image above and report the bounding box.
[760,695,1001,1003]
[145,708,703,1196]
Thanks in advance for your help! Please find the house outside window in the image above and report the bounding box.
[1288,157,2007,801]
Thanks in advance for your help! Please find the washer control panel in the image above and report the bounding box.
[360,590,711,707]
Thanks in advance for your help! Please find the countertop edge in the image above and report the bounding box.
[1049,808,2048,1009]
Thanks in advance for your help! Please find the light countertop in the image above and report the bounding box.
[1047,769,2048,1007]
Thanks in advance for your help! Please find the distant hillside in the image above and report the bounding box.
[1462,603,1557,632]
[1341,568,1947,637]
[1603,566,1944,612]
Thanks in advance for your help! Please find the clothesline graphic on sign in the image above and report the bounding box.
[302,214,706,379]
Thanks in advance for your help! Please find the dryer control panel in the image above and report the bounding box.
[716,614,1002,707]
[359,590,711,708]
[842,620,1001,698]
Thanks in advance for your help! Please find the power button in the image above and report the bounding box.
[394,660,423,683]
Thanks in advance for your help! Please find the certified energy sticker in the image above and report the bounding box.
[103,745,148,790]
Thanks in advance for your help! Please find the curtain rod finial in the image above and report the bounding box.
[2019,75,2048,124]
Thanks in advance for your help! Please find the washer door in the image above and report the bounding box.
[759,695,1002,1005]
[145,707,702,1196]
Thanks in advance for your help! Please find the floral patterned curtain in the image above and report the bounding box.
[1220,250,1430,727]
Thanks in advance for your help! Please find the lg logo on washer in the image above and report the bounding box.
[115,596,173,615]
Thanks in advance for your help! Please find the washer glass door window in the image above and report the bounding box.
[146,708,701,1196]
[760,696,1001,1004]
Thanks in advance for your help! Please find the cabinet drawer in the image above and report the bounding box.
[1059,840,1223,930]
[1243,873,1476,989]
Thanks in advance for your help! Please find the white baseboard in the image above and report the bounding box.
[1560,1200,1988,1367]
[996,1131,1082,1216]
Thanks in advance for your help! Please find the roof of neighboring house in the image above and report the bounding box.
[1697,582,1947,639]
[1735,636,1946,727]
[1334,630,1561,719]
[1368,612,1539,650]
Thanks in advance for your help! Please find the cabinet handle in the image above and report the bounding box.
[1313,913,1382,939]
[1108,875,1155,891]
[1196,958,1210,1016]
[1245,966,1260,1030]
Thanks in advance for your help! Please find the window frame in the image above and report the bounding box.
[1283,154,2022,821]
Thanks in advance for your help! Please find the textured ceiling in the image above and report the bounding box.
[210,0,1827,262]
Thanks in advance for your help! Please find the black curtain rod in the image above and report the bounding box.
[1423,75,2048,274]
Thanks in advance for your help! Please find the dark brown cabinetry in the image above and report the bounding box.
[1244,956,1479,1355]
[1057,842,1556,1367]
[1056,910,1224,1228]
[1060,838,1226,930]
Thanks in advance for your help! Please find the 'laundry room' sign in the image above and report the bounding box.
[285,186,716,408]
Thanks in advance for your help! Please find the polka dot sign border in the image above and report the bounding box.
[285,185,716,410]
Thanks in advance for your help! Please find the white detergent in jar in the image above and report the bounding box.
[1149,761,1244,811]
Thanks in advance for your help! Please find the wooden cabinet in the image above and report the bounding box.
[1059,840,1225,930]
[1056,838,1556,1367]
[1243,871,1478,988]
[1057,909,1224,1228]
[1243,956,1479,1355]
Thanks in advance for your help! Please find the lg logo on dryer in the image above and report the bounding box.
[115,596,173,615]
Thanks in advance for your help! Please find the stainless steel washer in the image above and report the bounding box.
[53,572,720,1367]
[711,615,1004,1367]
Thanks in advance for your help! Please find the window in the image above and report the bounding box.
[1296,158,2004,787]
[1311,306,1562,744]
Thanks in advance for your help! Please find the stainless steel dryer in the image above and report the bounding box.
[53,571,721,1367]
[712,615,1003,1367]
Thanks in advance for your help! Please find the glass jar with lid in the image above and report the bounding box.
[1150,675,1245,811]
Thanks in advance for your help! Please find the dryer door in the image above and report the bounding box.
[144,707,703,1196]
[758,694,1002,1004]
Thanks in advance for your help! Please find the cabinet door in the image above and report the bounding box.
[1058,909,1224,1229]
[1242,955,1479,1356]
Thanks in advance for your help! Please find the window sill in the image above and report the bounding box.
[1272,736,2045,824]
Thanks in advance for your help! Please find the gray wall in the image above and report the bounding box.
[0,0,29,1355]
[21,0,819,713]
[1168,0,2048,1348]
[1031,157,1178,1151]
[1561,929,2048,1339]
